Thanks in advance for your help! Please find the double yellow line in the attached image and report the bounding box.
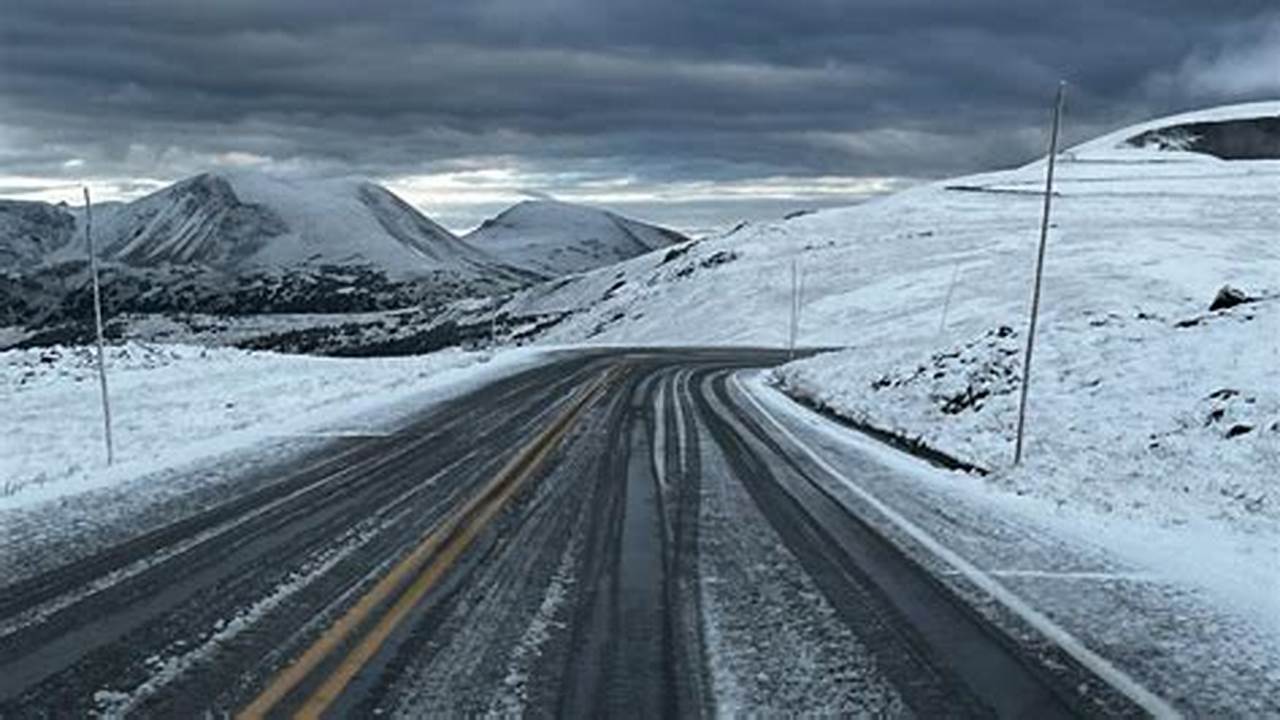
[238,370,613,719]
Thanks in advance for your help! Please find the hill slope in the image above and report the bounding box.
[503,101,1279,347]
[463,200,687,277]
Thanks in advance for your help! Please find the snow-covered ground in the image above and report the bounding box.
[775,297,1279,534]
[0,342,546,510]
[514,102,1278,349]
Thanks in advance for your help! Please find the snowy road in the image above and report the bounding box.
[0,350,1183,717]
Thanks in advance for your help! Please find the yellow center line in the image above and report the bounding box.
[236,369,614,720]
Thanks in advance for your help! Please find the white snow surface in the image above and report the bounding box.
[0,342,548,510]
[463,200,686,277]
[775,300,1279,533]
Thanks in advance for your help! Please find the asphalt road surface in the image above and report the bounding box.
[0,349,1146,718]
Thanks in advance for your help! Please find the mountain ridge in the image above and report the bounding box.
[0,171,537,338]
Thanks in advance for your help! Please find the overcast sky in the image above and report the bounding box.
[2,1,1277,232]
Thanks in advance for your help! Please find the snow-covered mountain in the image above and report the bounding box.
[463,200,688,277]
[0,171,547,337]
[53,172,506,279]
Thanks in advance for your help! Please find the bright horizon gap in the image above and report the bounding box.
[0,169,913,236]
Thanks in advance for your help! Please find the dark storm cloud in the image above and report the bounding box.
[1,0,1277,203]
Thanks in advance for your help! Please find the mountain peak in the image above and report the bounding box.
[77,171,504,278]
[464,199,687,277]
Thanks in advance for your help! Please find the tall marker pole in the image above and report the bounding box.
[85,188,114,465]
[1014,81,1066,465]
[788,257,799,360]
[796,260,804,348]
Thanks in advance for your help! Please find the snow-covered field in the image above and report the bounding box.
[0,342,544,510]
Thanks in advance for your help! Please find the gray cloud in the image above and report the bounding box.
[1161,16,1280,98]
[1,0,1277,229]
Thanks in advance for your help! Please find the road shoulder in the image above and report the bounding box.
[735,370,1280,718]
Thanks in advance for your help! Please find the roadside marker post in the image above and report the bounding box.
[84,187,115,465]
[797,259,804,349]
[788,256,801,360]
[1014,81,1066,465]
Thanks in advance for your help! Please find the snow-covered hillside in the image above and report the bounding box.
[775,299,1278,530]
[492,101,1279,530]
[463,200,687,277]
[504,102,1279,347]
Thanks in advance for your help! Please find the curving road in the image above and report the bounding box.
[0,349,1145,718]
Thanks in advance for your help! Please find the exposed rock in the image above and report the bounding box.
[1225,424,1254,439]
[1125,116,1280,160]
[1209,285,1253,311]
